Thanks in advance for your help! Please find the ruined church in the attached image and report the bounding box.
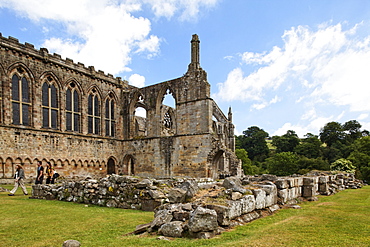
[0,33,241,180]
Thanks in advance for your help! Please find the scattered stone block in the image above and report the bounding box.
[303,177,315,186]
[62,240,80,247]
[176,180,199,200]
[168,188,187,203]
[188,207,218,233]
[159,221,184,238]
[275,179,288,189]
[241,211,260,223]
[151,209,173,229]
[222,177,246,194]
[302,185,315,197]
[268,204,280,213]
[253,189,266,209]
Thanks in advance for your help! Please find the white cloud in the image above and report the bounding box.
[251,102,267,110]
[0,0,219,76]
[143,0,219,21]
[271,115,335,138]
[0,0,158,75]
[135,107,147,118]
[223,55,234,61]
[311,48,370,111]
[129,74,146,88]
[271,107,347,137]
[272,123,309,137]
[358,113,369,120]
[251,95,280,110]
[216,22,370,112]
[216,22,370,136]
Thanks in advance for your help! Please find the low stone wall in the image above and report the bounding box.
[31,173,364,239]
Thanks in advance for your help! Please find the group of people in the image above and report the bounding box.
[8,161,59,196]
[35,161,58,185]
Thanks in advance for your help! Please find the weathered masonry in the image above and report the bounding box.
[30,173,364,239]
[0,34,241,179]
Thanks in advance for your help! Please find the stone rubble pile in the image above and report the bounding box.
[31,173,364,239]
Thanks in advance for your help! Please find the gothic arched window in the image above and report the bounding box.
[66,83,80,132]
[163,111,172,129]
[105,95,115,137]
[88,89,100,134]
[42,79,58,129]
[0,72,2,123]
[11,73,31,126]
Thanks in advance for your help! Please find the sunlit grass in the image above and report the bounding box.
[1,184,369,246]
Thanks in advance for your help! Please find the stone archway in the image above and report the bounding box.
[123,155,135,175]
[107,158,115,175]
[212,150,225,179]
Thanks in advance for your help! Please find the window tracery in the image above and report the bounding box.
[42,77,58,129]
[11,73,31,126]
[163,111,172,129]
[88,89,100,134]
[105,94,115,137]
[66,82,80,132]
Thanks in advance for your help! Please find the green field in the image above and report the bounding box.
[1,184,369,247]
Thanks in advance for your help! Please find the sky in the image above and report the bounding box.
[1,0,370,137]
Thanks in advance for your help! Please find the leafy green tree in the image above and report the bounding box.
[319,121,345,147]
[348,136,370,181]
[294,133,322,158]
[362,130,370,136]
[235,135,244,150]
[266,152,299,176]
[297,156,329,173]
[321,144,343,164]
[272,130,300,153]
[343,120,363,143]
[240,126,270,161]
[235,149,258,175]
[319,121,365,162]
[330,158,356,173]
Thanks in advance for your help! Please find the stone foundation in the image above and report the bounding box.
[31,172,364,238]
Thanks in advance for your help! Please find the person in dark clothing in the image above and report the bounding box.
[8,165,28,196]
[35,161,44,184]
[45,162,55,184]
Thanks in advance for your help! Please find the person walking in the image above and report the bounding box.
[45,162,55,184]
[8,165,28,196]
[35,161,44,184]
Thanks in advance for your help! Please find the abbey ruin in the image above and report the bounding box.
[0,34,241,180]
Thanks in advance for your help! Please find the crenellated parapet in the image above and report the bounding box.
[0,33,129,88]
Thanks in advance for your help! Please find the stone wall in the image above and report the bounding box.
[0,127,122,179]
[31,173,364,239]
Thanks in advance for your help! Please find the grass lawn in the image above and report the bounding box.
[0,184,369,247]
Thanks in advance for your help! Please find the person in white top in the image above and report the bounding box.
[8,164,28,196]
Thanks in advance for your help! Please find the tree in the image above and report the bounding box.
[348,136,370,181]
[343,120,363,143]
[294,133,322,159]
[319,122,344,147]
[321,144,343,164]
[235,149,258,175]
[266,152,299,176]
[330,158,356,173]
[297,156,329,174]
[272,130,300,153]
[240,126,270,161]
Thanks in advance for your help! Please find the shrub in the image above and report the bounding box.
[330,158,356,173]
